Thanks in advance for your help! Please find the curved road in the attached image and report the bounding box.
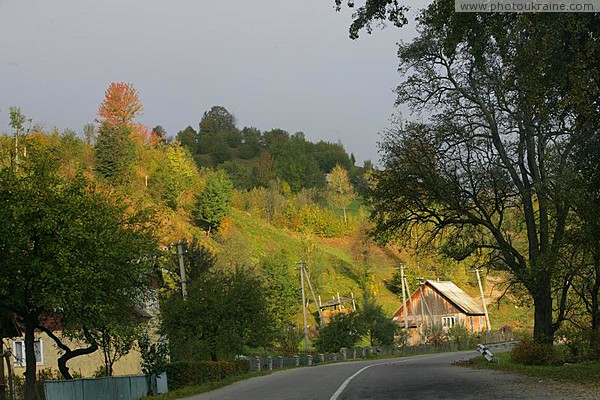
[184,350,593,400]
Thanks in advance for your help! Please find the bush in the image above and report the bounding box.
[510,339,560,365]
[447,323,475,350]
[314,312,363,353]
[165,360,249,390]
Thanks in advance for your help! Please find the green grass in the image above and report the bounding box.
[464,353,600,388]
[139,371,271,400]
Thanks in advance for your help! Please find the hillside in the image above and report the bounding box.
[216,205,530,330]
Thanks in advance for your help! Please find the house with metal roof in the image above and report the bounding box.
[392,280,488,345]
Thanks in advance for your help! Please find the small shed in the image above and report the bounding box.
[319,294,356,323]
[392,280,487,344]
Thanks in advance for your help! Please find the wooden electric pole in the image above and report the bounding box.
[299,261,309,351]
[301,263,323,326]
[176,242,187,300]
[399,264,409,331]
[475,268,492,330]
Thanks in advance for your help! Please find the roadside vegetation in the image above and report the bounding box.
[3,4,598,397]
[465,351,600,390]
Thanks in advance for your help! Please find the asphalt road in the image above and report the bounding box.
[184,350,594,400]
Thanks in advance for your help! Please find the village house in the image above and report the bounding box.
[392,280,488,345]
[2,290,159,380]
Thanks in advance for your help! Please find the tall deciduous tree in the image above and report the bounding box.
[161,267,274,361]
[367,8,599,344]
[96,82,143,127]
[193,170,233,233]
[326,164,355,224]
[94,124,136,184]
[0,155,157,398]
[176,126,198,154]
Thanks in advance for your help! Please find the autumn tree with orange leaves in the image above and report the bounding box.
[94,82,142,184]
[97,82,143,127]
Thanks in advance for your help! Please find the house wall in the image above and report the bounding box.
[393,284,487,345]
[6,331,144,378]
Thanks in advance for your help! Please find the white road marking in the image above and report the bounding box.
[328,353,454,400]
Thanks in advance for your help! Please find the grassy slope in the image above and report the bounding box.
[218,207,530,329]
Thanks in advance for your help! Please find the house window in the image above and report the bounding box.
[470,316,474,328]
[13,339,43,367]
[479,316,484,328]
[442,317,455,328]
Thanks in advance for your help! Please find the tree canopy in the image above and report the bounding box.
[366,7,600,344]
[0,154,158,396]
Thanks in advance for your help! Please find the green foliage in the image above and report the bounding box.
[274,137,325,192]
[150,143,198,210]
[358,296,398,346]
[94,123,136,184]
[161,267,275,362]
[326,164,355,224]
[312,141,352,172]
[138,332,170,377]
[365,9,600,344]
[421,324,446,346]
[176,126,197,154]
[165,360,248,391]
[259,255,300,342]
[9,106,26,133]
[510,339,559,366]
[193,170,233,231]
[94,312,142,376]
[446,323,475,350]
[219,160,253,190]
[0,156,157,393]
[314,312,363,353]
[199,106,237,137]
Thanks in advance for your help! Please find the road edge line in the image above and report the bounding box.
[329,352,457,400]
[329,363,379,400]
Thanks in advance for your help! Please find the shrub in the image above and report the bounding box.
[315,311,364,353]
[447,323,475,350]
[165,360,249,390]
[510,338,560,365]
[421,323,447,346]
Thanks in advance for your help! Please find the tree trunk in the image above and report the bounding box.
[589,261,600,357]
[533,290,554,344]
[0,341,6,400]
[40,326,98,380]
[56,341,98,379]
[24,318,38,400]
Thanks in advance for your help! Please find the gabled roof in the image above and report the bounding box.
[392,280,485,318]
[426,280,484,315]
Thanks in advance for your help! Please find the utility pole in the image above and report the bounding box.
[403,273,416,322]
[176,242,187,300]
[399,264,408,331]
[300,261,323,326]
[475,268,492,330]
[299,262,309,351]
[418,278,426,330]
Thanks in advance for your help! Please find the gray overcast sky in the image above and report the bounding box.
[0,0,426,164]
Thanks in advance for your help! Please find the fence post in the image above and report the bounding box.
[307,355,313,366]
[255,356,261,371]
[294,356,300,367]
[267,356,273,371]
